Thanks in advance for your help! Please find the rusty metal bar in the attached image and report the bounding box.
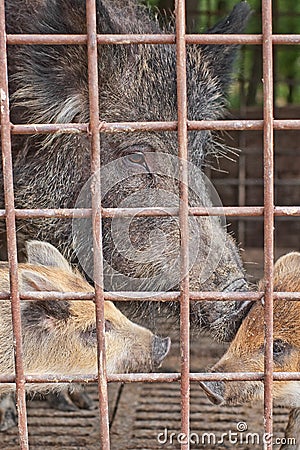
[19,291,300,302]
[0,290,297,303]
[0,205,298,219]
[188,34,300,45]
[6,33,300,46]
[262,0,274,447]
[2,371,300,384]
[0,1,28,448]
[175,1,190,448]
[101,205,300,217]
[85,0,110,448]
[189,119,300,130]
[7,119,300,135]
[0,290,299,302]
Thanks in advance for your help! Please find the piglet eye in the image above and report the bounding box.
[273,339,286,355]
[81,321,113,345]
[127,152,145,165]
[105,320,113,332]
[80,325,97,346]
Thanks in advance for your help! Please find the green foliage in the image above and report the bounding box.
[191,0,300,107]
[146,0,300,106]
[144,0,160,6]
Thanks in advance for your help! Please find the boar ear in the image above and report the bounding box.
[26,241,72,273]
[201,1,252,92]
[21,269,63,292]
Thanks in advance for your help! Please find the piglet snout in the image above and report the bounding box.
[152,336,171,367]
[199,381,225,405]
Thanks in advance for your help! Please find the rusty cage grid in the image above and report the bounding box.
[0,0,300,449]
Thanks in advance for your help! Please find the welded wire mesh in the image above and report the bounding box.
[1,1,300,449]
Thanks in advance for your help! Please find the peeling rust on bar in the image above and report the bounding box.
[0,290,298,304]
[262,0,274,446]
[0,290,295,303]
[0,205,298,220]
[1,119,300,136]
[0,290,299,303]
[86,1,110,448]
[6,33,300,46]
[175,1,190,448]
[2,371,300,385]
[0,1,28,448]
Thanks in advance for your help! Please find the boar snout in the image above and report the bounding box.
[199,381,225,405]
[152,336,171,367]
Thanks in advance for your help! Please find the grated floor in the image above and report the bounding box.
[109,334,290,450]
[110,382,289,450]
[0,386,101,449]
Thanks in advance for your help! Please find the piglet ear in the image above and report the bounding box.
[259,252,300,292]
[201,1,252,92]
[274,252,300,277]
[21,269,62,292]
[20,270,71,329]
[26,241,72,273]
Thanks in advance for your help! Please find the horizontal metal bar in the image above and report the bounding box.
[188,34,300,45]
[11,123,89,135]
[0,119,283,134]
[7,119,300,136]
[6,34,300,46]
[12,208,91,219]
[214,179,300,187]
[0,371,300,384]
[0,206,297,220]
[101,206,300,218]
[10,122,176,134]
[0,291,298,302]
[189,119,300,130]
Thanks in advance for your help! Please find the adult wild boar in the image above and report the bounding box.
[0,240,170,430]
[199,253,300,450]
[3,0,251,340]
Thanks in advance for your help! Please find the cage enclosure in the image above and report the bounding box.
[1,0,300,449]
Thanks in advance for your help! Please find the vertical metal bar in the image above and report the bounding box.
[0,1,29,449]
[238,153,246,244]
[85,1,110,448]
[262,0,274,448]
[237,65,247,245]
[175,1,190,449]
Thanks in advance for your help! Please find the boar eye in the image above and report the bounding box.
[126,152,146,167]
[273,339,287,355]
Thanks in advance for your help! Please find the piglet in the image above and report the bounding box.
[0,241,170,429]
[199,252,300,449]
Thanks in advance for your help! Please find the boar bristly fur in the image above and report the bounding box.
[3,0,252,342]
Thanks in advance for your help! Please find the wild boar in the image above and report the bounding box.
[3,0,252,342]
[199,252,300,449]
[0,241,170,429]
